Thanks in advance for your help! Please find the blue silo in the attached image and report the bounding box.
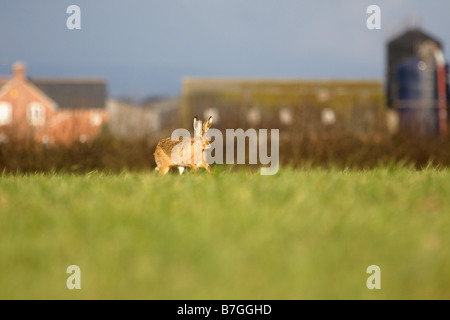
[386,28,443,109]
[395,57,439,134]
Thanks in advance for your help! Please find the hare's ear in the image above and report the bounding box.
[193,117,202,138]
[203,116,213,133]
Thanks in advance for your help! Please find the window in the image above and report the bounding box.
[27,102,45,126]
[41,135,51,145]
[0,102,12,125]
[204,107,219,123]
[279,108,293,125]
[247,107,261,126]
[90,110,103,126]
[321,108,336,126]
[79,134,88,143]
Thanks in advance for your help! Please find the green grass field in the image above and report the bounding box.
[1,166,449,299]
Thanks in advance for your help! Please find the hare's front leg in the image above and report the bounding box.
[198,162,211,172]
[189,164,199,173]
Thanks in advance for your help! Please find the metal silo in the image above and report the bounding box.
[388,28,448,135]
[386,28,443,109]
[395,57,437,134]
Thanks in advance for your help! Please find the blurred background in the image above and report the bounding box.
[1,0,450,172]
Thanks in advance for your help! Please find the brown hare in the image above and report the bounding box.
[154,116,213,175]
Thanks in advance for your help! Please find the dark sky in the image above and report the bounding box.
[1,0,449,100]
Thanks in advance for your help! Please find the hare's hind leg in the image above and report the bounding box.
[154,152,171,176]
[158,165,170,176]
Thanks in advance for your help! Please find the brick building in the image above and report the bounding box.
[0,62,107,145]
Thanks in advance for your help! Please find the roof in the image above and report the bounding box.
[388,28,442,49]
[31,78,107,109]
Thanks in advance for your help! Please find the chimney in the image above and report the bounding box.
[12,62,26,82]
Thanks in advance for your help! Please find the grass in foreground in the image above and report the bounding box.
[0,166,449,299]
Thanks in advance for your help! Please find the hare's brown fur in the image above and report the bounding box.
[154,117,212,176]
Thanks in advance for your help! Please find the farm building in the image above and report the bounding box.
[107,97,179,143]
[386,28,444,108]
[386,28,449,135]
[181,78,387,138]
[0,62,107,145]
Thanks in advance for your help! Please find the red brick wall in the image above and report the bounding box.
[0,63,107,146]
